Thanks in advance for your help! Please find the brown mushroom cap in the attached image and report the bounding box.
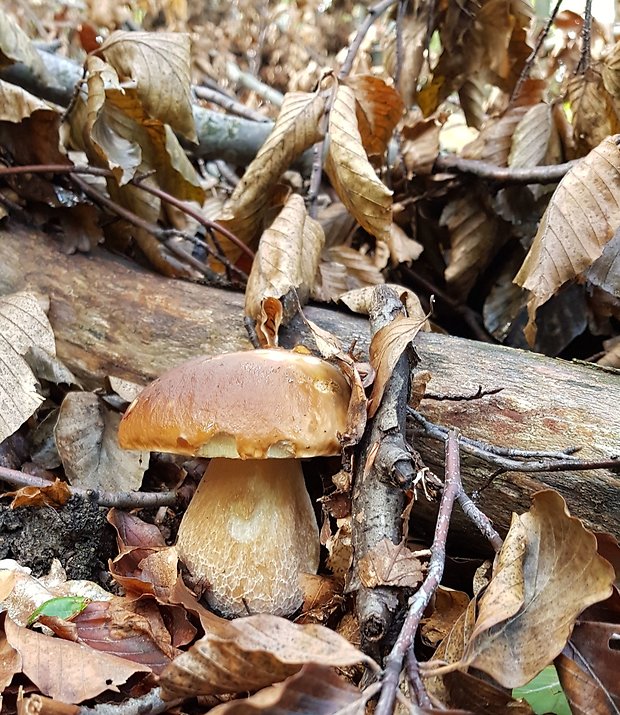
[118,349,351,458]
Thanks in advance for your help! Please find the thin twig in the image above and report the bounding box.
[423,386,503,401]
[226,60,284,107]
[307,139,325,220]
[0,466,178,509]
[21,687,183,715]
[338,0,399,79]
[0,163,254,263]
[405,649,432,708]
[375,430,461,715]
[408,408,620,473]
[194,84,270,122]
[434,154,578,184]
[456,489,503,552]
[577,0,593,74]
[510,0,564,103]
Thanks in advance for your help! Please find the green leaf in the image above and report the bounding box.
[27,596,90,625]
[513,666,571,715]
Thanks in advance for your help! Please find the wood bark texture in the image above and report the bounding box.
[2,225,619,548]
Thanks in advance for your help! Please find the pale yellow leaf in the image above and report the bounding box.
[325,84,392,242]
[219,90,326,249]
[0,292,55,442]
[98,31,196,142]
[245,194,325,323]
[515,134,620,343]
[368,314,424,417]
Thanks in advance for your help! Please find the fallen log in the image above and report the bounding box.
[2,224,619,547]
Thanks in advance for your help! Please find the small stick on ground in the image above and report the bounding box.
[0,466,178,509]
[350,285,418,657]
[20,687,183,715]
[374,430,461,715]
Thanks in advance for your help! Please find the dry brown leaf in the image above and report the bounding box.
[208,663,368,715]
[421,587,471,647]
[317,202,357,248]
[97,31,196,141]
[440,197,503,299]
[345,75,404,158]
[586,227,620,297]
[0,79,57,123]
[458,76,487,130]
[383,12,427,107]
[324,245,385,287]
[387,223,424,264]
[602,40,620,100]
[244,193,325,324]
[597,336,620,367]
[219,89,326,249]
[0,292,56,443]
[568,67,620,155]
[5,615,149,703]
[515,135,620,343]
[358,538,424,589]
[0,11,47,81]
[0,615,20,706]
[400,112,444,176]
[159,613,377,700]
[508,103,553,168]
[461,490,615,688]
[325,84,392,242]
[7,479,71,509]
[55,392,147,491]
[368,313,424,417]
[255,297,283,349]
[339,285,427,327]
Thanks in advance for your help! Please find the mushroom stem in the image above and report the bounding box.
[176,458,320,617]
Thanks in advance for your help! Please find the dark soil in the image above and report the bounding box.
[0,493,117,587]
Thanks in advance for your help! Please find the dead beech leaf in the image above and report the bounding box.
[98,31,196,142]
[6,479,71,509]
[421,587,471,647]
[387,223,424,265]
[441,197,503,299]
[515,135,620,343]
[0,615,20,703]
[0,292,56,443]
[383,13,427,107]
[508,103,553,168]
[461,490,615,689]
[159,613,377,700]
[5,615,149,703]
[0,79,58,124]
[568,67,620,155]
[345,75,404,157]
[401,111,443,176]
[358,538,424,589]
[585,226,620,297]
[244,193,325,324]
[325,84,392,242]
[219,89,326,250]
[0,11,47,81]
[55,392,147,491]
[208,663,368,715]
[255,297,284,349]
[368,314,424,418]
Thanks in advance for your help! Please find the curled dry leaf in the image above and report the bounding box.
[461,490,615,689]
[368,313,425,418]
[4,615,150,703]
[218,89,327,250]
[0,79,57,124]
[55,392,147,492]
[244,193,325,325]
[383,12,427,107]
[340,284,427,325]
[345,74,404,158]
[357,538,425,590]
[0,11,47,81]
[515,134,620,343]
[0,292,56,443]
[387,222,424,265]
[97,31,196,142]
[6,479,71,509]
[421,587,471,647]
[159,613,377,700]
[208,663,369,715]
[325,84,392,242]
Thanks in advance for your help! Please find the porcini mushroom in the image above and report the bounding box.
[118,349,350,617]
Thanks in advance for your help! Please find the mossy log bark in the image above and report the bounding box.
[2,225,619,549]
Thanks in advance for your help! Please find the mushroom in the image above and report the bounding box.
[118,348,350,617]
